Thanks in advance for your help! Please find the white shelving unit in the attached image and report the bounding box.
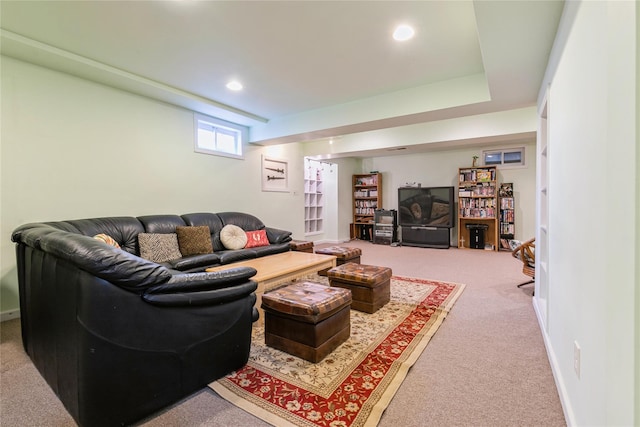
[304,161,324,235]
[536,93,549,330]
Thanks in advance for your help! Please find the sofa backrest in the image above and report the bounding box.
[47,217,144,254]
[181,213,225,251]
[137,215,187,234]
[12,224,172,290]
[183,212,266,252]
[216,212,265,230]
[13,212,277,260]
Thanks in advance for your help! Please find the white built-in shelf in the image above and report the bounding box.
[304,164,324,235]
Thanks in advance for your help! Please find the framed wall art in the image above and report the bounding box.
[261,155,289,192]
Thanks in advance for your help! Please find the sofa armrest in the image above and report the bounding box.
[13,226,172,290]
[142,267,258,307]
[265,227,292,244]
[144,267,257,294]
[142,282,258,307]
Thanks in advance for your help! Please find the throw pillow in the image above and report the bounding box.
[138,233,182,263]
[176,226,213,256]
[93,233,121,249]
[220,224,248,250]
[245,229,270,248]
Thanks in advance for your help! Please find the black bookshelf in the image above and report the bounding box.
[499,182,515,251]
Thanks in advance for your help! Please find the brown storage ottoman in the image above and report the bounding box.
[327,263,392,313]
[261,281,352,363]
[290,240,314,253]
[315,246,362,276]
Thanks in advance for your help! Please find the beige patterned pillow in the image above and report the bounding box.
[220,224,247,250]
[138,233,182,263]
[176,226,213,256]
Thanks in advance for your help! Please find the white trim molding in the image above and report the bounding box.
[1,309,20,323]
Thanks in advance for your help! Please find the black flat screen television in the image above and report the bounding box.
[398,186,455,228]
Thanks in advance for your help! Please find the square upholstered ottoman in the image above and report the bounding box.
[261,281,352,363]
[327,263,392,313]
[314,246,362,276]
[290,239,314,253]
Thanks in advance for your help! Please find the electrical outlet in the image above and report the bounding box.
[574,341,581,379]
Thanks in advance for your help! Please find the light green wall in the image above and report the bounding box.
[1,54,543,328]
[363,142,536,245]
[334,157,363,241]
[314,156,361,243]
[539,1,638,425]
[0,57,306,313]
[636,1,640,422]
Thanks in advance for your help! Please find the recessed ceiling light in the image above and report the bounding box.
[393,24,415,42]
[226,80,243,91]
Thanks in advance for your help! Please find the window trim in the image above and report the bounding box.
[482,146,526,169]
[193,113,246,159]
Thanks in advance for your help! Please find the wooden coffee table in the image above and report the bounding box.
[205,251,336,326]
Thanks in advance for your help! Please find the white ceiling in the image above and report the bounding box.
[0,0,564,155]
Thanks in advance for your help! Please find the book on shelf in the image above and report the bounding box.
[459,168,496,183]
[476,170,492,182]
[355,175,378,186]
[354,190,377,197]
[473,183,495,196]
[500,223,515,234]
[499,183,513,197]
[500,198,514,209]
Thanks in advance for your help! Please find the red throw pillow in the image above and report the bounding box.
[245,230,270,248]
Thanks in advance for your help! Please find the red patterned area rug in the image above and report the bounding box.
[210,275,465,427]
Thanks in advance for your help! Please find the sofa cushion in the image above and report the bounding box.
[220,224,247,250]
[247,242,291,258]
[176,226,213,256]
[93,233,121,249]
[218,249,258,264]
[245,229,269,248]
[167,253,221,271]
[138,233,182,263]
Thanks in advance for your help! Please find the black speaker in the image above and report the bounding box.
[466,224,488,249]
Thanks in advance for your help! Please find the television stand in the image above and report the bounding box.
[400,226,450,249]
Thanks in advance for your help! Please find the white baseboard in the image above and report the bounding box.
[313,239,349,245]
[0,309,20,323]
[532,298,575,426]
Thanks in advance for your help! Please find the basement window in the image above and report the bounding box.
[194,113,246,159]
[483,147,525,168]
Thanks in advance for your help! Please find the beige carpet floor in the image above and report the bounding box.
[0,241,566,426]
[211,274,464,427]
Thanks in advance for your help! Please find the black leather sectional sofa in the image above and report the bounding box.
[11,212,292,426]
